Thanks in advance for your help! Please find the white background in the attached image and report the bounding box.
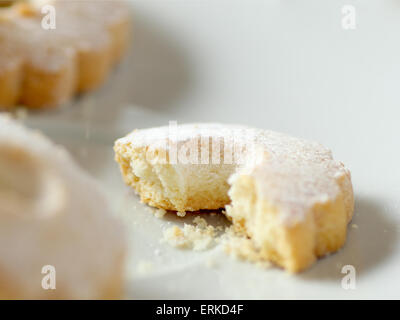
[26,0,400,299]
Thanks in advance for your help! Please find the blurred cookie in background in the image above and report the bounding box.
[0,0,131,109]
[0,114,126,299]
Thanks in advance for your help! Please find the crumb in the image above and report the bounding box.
[193,216,208,228]
[159,214,271,268]
[154,208,167,219]
[161,225,186,248]
[161,218,218,251]
[177,211,186,217]
[351,224,358,229]
[146,207,167,219]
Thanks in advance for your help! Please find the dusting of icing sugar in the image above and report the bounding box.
[116,123,350,225]
[0,0,128,72]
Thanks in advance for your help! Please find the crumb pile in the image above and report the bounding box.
[161,216,223,251]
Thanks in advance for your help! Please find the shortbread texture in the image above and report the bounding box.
[0,0,131,109]
[114,123,354,272]
[0,115,125,299]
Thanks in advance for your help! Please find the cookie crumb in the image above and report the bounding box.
[161,218,218,251]
[193,216,208,228]
[154,208,167,219]
[177,211,186,217]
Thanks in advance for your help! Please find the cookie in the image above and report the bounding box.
[0,115,125,298]
[114,123,354,272]
[0,0,131,109]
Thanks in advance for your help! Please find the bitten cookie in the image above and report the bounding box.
[114,123,354,272]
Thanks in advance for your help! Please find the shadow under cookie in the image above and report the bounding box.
[299,195,396,281]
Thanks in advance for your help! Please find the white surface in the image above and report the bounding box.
[23,0,400,299]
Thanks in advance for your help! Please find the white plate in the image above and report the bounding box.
[23,0,400,299]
